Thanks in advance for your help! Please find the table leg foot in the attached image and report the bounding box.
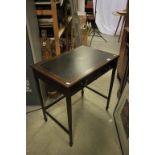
[44,117,48,122]
[69,141,73,147]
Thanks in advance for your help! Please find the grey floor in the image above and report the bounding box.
[27,34,121,155]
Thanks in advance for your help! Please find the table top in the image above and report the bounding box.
[32,46,118,87]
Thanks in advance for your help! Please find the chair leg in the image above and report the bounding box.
[114,16,122,35]
[118,17,126,42]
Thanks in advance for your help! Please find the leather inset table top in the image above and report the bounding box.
[32,46,118,86]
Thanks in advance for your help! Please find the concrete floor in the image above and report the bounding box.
[27,34,121,155]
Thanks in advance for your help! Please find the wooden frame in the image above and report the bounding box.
[113,83,129,155]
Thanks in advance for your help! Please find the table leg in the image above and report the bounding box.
[81,88,84,97]
[106,66,117,110]
[34,76,47,122]
[66,95,73,146]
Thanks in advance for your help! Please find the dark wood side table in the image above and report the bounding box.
[32,46,119,146]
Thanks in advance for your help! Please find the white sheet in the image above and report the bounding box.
[93,0,127,35]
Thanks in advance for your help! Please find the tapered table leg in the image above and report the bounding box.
[66,95,73,146]
[106,66,117,110]
[34,73,47,122]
